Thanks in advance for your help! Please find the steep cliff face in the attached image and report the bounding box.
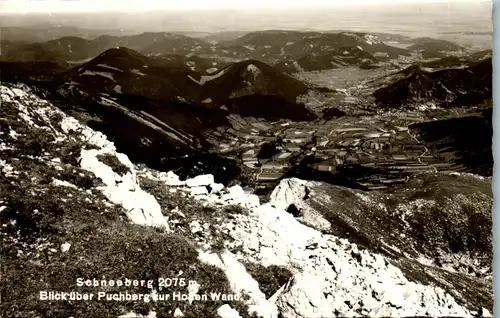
[0,83,492,318]
[269,177,493,312]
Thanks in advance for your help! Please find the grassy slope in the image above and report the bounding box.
[0,87,252,318]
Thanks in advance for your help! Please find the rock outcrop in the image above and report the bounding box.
[0,82,492,317]
[2,84,169,229]
[139,170,492,317]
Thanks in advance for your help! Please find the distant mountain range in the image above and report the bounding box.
[0,32,220,62]
[0,21,494,318]
[1,29,469,74]
[0,28,493,185]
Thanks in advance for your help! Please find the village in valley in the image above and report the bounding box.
[205,107,470,190]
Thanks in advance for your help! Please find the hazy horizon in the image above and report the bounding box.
[0,0,492,13]
[0,0,492,48]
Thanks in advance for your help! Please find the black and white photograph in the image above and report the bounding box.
[0,0,494,317]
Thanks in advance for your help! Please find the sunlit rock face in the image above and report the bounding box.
[79,148,169,228]
[1,83,492,318]
[152,170,491,317]
[2,84,169,229]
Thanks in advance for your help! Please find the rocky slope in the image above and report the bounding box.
[267,177,493,314]
[0,83,493,317]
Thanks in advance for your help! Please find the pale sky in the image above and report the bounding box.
[0,0,490,13]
